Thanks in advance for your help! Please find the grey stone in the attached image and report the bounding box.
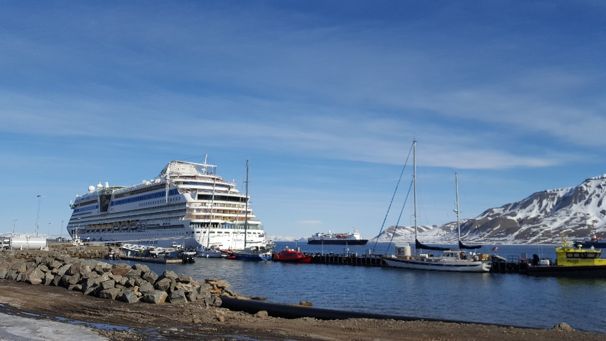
[206,279,230,289]
[49,260,62,269]
[168,289,187,304]
[126,269,142,278]
[142,271,158,284]
[6,270,18,281]
[56,264,72,277]
[83,284,99,296]
[254,310,268,319]
[110,264,131,277]
[133,264,151,274]
[161,270,178,280]
[66,262,81,276]
[16,272,26,282]
[98,288,122,300]
[207,295,222,307]
[60,274,80,288]
[154,278,172,291]
[138,280,155,294]
[118,289,140,304]
[125,277,137,288]
[51,274,61,286]
[43,272,54,286]
[0,266,8,279]
[36,264,49,273]
[177,274,192,283]
[185,290,198,302]
[142,290,168,304]
[26,268,45,285]
[553,322,574,332]
[100,279,116,290]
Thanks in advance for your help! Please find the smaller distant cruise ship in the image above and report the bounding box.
[66,160,267,250]
[307,230,368,245]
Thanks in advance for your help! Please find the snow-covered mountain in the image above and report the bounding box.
[373,174,606,244]
[459,175,606,243]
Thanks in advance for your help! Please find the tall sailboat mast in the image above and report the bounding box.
[455,172,461,242]
[412,139,418,243]
[244,160,249,248]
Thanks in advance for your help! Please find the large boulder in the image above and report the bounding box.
[26,268,45,285]
[168,289,187,304]
[138,280,155,294]
[142,290,168,304]
[55,264,72,277]
[83,284,100,296]
[142,271,158,284]
[185,290,198,302]
[66,262,81,276]
[154,278,172,291]
[0,266,8,279]
[160,270,178,281]
[111,264,131,277]
[98,288,122,300]
[118,289,140,304]
[177,274,192,284]
[43,272,54,286]
[133,264,151,274]
[100,279,116,290]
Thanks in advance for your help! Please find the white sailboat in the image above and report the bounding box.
[383,140,491,273]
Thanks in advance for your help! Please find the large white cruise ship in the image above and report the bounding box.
[66,160,267,250]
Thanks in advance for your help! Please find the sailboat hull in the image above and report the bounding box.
[384,257,491,273]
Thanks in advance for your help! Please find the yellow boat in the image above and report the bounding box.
[526,240,606,277]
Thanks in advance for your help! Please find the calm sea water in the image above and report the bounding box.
[114,242,606,333]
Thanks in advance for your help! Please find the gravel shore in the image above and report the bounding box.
[0,279,604,340]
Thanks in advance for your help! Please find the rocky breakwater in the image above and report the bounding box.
[0,252,234,306]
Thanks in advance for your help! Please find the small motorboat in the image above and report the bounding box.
[272,247,312,263]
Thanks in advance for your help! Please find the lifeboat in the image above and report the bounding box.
[272,247,312,263]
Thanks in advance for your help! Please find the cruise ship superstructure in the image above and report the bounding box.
[66,160,266,250]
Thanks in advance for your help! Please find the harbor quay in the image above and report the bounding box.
[0,245,605,339]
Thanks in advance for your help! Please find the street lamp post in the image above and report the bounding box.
[12,219,17,235]
[35,194,41,237]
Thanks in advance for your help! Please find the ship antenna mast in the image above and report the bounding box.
[165,163,170,204]
[455,172,461,243]
[413,139,417,246]
[244,160,249,249]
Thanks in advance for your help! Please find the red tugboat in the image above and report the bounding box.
[272,247,312,263]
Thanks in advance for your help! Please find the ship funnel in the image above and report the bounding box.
[88,185,95,193]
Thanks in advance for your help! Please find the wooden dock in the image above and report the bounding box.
[308,253,385,267]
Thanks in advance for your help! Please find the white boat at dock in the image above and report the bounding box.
[383,141,491,273]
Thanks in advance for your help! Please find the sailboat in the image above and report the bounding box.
[383,140,491,273]
[227,160,272,261]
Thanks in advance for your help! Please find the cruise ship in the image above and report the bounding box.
[66,160,267,250]
[307,230,368,245]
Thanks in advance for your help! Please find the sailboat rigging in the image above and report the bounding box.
[383,140,491,273]
[227,160,272,261]
[454,172,482,250]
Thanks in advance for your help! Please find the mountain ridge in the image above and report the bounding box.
[373,174,606,244]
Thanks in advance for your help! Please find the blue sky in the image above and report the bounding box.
[1,1,605,239]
